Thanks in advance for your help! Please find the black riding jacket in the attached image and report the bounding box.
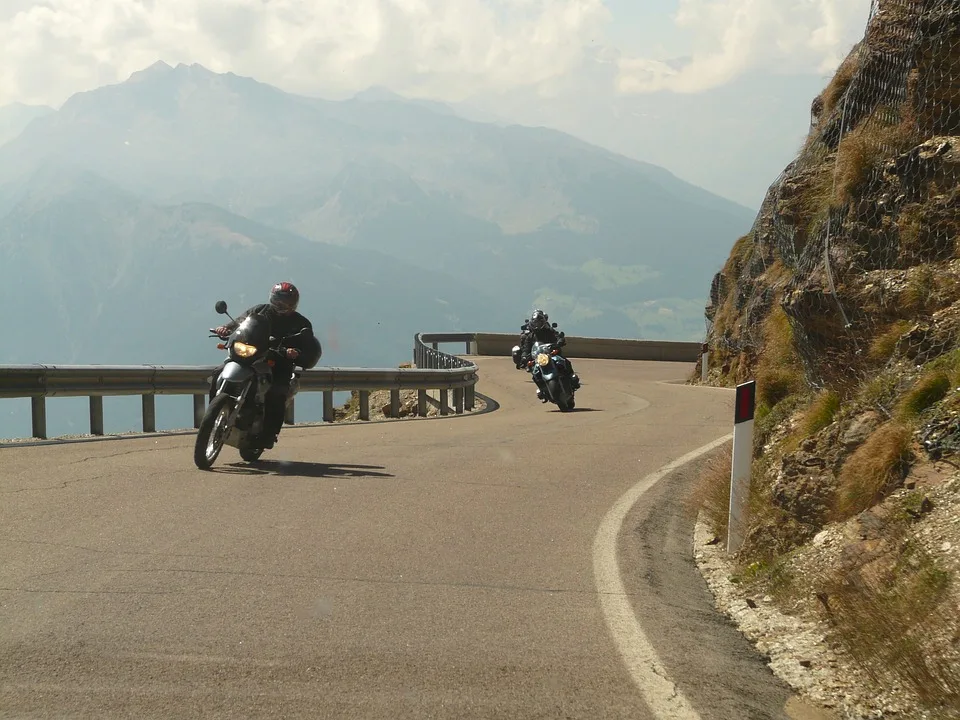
[519,325,562,358]
[223,304,320,377]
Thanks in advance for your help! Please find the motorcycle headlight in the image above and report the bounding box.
[536,353,550,366]
[232,341,258,358]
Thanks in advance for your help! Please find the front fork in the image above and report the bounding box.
[214,378,254,429]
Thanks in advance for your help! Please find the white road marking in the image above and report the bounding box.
[593,433,734,720]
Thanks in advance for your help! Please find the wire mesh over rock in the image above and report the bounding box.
[705,0,960,403]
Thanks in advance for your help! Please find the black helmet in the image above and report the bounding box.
[269,281,300,314]
[529,308,548,330]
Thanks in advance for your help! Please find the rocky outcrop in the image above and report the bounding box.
[704,0,960,389]
[695,5,960,715]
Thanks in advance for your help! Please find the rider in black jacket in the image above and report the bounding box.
[211,282,321,448]
[513,309,580,401]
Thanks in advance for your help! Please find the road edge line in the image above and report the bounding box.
[592,432,734,720]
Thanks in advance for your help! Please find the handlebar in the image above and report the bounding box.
[207,329,301,359]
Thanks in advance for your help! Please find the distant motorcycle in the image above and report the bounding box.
[194,300,310,470]
[515,337,577,412]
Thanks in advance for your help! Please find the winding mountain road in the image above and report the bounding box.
[1,357,814,719]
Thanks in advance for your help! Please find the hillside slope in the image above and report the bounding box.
[0,103,54,147]
[1,168,512,368]
[0,62,754,340]
[696,1,960,717]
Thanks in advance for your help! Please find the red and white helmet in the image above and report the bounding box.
[269,281,299,314]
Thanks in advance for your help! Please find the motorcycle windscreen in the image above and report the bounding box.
[233,313,272,346]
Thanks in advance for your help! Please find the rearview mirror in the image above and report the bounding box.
[215,300,228,314]
[552,322,558,327]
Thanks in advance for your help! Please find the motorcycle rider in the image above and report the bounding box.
[211,281,321,449]
[513,309,580,402]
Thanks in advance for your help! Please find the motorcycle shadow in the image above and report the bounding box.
[210,460,395,479]
[548,407,603,413]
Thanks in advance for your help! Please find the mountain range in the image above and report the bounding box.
[0,61,754,435]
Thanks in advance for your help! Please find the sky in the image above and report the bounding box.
[0,0,873,107]
[0,0,874,207]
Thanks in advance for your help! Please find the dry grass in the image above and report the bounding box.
[858,367,904,411]
[902,265,937,313]
[868,320,913,363]
[834,113,919,205]
[802,389,841,437]
[756,306,806,409]
[928,347,960,386]
[820,47,861,118]
[753,392,807,458]
[834,423,913,520]
[686,446,732,541]
[819,539,960,715]
[776,162,834,241]
[896,371,952,421]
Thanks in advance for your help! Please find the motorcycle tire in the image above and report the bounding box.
[194,394,235,470]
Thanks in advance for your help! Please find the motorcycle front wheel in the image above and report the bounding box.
[194,394,235,470]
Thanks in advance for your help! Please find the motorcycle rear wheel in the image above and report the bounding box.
[194,394,234,470]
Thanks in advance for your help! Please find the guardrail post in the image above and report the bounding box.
[323,391,334,423]
[142,395,156,433]
[359,391,370,421]
[390,390,400,418]
[454,388,464,414]
[193,395,205,428]
[465,384,475,411]
[439,389,449,416]
[417,389,427,417]
[89,396,104,436]
[31,396,47,439]
[285,399,295,425]
[727,380,756,555]
[701,343,709,382]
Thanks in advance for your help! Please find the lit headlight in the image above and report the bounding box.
[233,342,258,358]
[536,353,550,366]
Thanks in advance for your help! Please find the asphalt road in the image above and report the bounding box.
[1,357,808,719]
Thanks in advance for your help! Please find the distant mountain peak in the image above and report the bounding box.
[128,60,174,82]
[173,62,218,77]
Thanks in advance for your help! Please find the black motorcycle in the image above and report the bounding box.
[514,334,576,412]
[194,300,310,470]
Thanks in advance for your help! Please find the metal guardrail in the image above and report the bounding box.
[0,333,478,440]
[0,331,701,440]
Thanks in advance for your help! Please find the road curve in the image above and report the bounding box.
[1,357,797,719]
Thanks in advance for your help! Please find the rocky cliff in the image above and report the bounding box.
[696,1,960,716]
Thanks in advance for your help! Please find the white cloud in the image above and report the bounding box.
[0,0,610,107]
[616,0,873,94]
[0,0,876,108]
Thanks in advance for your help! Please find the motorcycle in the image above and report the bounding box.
[513,332,577,412]
[193,300,310,470]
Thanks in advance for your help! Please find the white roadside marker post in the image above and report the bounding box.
[727,380,756,555]
[700,343,709,382]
